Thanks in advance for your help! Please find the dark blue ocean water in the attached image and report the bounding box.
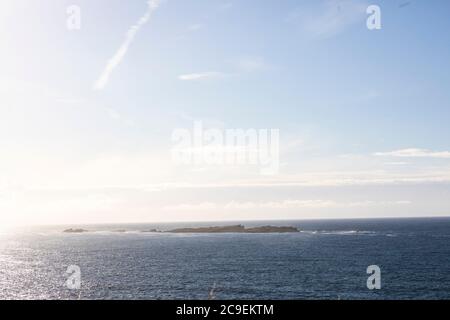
[0,218,449,300]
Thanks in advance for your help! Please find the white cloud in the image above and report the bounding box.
[384,162,409,166]
[226,200,336,209]
[177,56,270,82]
[374,148,450,159]
[93,0,162,90]
[178,57,270,82]
[228,200,411,209]
[162,199,411,212]
[178,72,226,81]
[162,202,217,211]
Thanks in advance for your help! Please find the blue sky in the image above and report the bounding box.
[1,0,450,225]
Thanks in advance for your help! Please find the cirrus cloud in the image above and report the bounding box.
[374,148,450,159]
[178,72,227,81]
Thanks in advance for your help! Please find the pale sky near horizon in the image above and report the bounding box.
[1,0,450,226]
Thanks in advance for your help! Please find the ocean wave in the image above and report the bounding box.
[300,230,381,236]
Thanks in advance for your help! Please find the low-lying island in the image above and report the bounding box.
[62,225,299,234]
[166,225,299,233]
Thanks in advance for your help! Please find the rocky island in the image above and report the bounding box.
[63,228,89,233]
[166,225,299,234]
[62,225,299,234]
[141,229,162,233]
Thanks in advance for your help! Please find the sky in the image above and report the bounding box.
[1,0,450,226]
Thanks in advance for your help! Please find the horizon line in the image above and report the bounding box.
[16,215,450,228]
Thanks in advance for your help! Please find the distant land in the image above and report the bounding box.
[167,225,299,233]
[63,228,89,233]
[63,225,299,234]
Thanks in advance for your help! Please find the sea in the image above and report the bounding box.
[0,217,449,300]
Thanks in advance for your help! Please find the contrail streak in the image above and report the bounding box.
[94,0,161,90]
